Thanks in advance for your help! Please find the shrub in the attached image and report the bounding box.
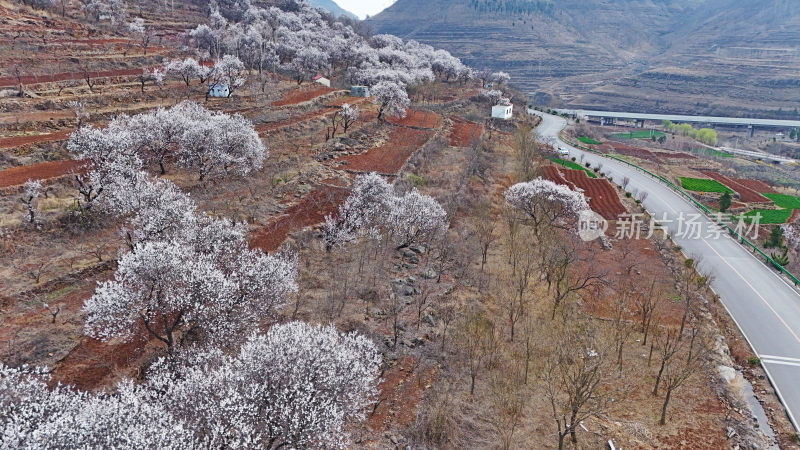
[625,192,632,198]
[747,356,761,367]
[585,162,591,168]
[408,174,427,187]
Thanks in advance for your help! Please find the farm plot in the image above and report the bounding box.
[692,148,734,159]
[560,168,627,220]
[542,165,577,190]
[249,186,350,252]
[0,159,86,188]
[611,130,665,139]
[271,86,337,107]
[449,117,483,147]
[732,178,777,194]
[700,171,769,203]
[337,127,433,174]
[578,136,602,145]
[763,193,800,209]
[0,130,73,150]
[679,177,733,194]
[742,208,792,224]
[385,109,442,129]
[547,157,596,178]
[607,142,663,163]
[655,151,695,160]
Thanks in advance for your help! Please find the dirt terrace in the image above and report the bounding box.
[270,86,337,107]
[701,170,771,203]
[0,159,85,188]
[448,116,483,147]
[544,164,628,220]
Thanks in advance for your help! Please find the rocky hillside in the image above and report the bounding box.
[368,0,800,117]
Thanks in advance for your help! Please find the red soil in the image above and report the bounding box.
[449,116,483,147]
[656,150,696,160]
[0,129,72,149]
[337,127,433,174]
[385,109,442,129]
[51,334,150,391]
[550,166,627,220]
[729,177,777,194]
[249,186,350,252]
[607,142,663,163]
[271,86,337,107]
[701,171,770,203]
[0,159,87,188]
[542,165,577,191]
[367,355,437,432]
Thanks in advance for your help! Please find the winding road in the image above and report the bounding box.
[534,111,800,431]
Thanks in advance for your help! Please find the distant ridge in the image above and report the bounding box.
[308,0,358,19]
[368,0,800,118]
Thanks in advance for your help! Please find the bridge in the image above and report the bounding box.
[555,109,800,136]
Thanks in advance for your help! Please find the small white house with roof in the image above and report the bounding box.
[313,75,331,87]
[492,103,513,120]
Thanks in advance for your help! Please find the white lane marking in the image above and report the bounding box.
[698,232,800,345]
[761,355,800,363]
[762,359,800,368]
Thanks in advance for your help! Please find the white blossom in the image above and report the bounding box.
[505,178,590,233]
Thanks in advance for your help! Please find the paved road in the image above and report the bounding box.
[534,111,800,431]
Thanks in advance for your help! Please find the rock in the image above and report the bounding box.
[411,337,425,347]
[718,365,737,383]
[422,313,436,327]
[421,268,437,280]
[727,427,738,439]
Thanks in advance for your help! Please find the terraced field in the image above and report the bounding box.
[680,177,733,194]
[544,164,626,220]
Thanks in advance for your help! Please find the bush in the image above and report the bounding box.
[747,356,761,367]
[625,192,632,198]
[571,157,576,161]
[593,168,600,173]
[408,174,427,187]
[585,162,591,168]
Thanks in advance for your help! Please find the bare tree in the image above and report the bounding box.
[540,314,611,449]
[652,327,681,396]
[659,328,708,425]
[541,236,606,319]
[513,123,539,181]
[471,201,496,273]
[488,374,525,450]
[458,309,498,396]
[82,64,96,93]
[629,277,661,347]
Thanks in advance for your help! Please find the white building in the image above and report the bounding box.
[313,75,331,87]
[208,83,229,98]
[492,103,513,120]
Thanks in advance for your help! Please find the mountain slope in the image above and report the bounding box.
[369,0,800,117]
[308,0,358,19]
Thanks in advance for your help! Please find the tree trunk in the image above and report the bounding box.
[653,360,666,395]
[660,388,672,425]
